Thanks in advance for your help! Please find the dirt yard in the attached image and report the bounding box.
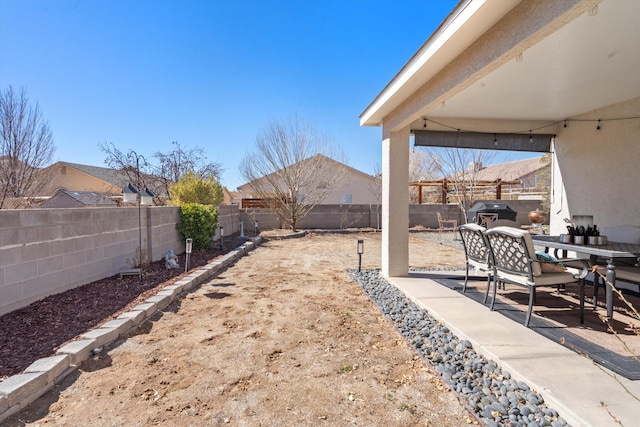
[4,232,474,426]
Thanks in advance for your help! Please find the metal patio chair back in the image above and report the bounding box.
[458,223,493,303]
[485,226,588,327]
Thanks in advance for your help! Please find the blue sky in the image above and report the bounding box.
[1,0,537,190]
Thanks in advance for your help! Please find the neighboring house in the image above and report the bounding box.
[40,189,118,208]
[221,187,242,205]
[464,157,548,191]
[360,0,640,276]
[36,162,133,197]
[33,161,168,204]
[237,155,379,206]
[456,156,550,201]
[412,156,549,204]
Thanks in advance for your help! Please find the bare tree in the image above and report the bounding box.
[99,141,223,204]
[409,149,439,204]
[0,86,56,208]
[239,115,347,231]
[153,141,223,199]
[98,142,152,192]
[534,153,552,211]
[422,147,496,215]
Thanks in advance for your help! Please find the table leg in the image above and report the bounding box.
[605,258,616,320]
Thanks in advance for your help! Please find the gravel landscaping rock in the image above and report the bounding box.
[349,268,571,427]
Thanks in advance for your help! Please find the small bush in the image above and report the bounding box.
[177,204,218,250]
[169,171,223,206]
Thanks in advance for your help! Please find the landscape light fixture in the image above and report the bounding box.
[220,226,224,250]
[255,220,259,237]
[185,238,193,272]
[357,239,364,272]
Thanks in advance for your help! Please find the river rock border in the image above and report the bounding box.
[0,238,262,423]
[349,269,571,427]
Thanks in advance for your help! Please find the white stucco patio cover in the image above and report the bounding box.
[360,0,640,277]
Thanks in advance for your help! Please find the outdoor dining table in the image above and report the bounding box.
[531,235,640,320]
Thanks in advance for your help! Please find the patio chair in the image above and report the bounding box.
[485,226,589,327]
[458,223,493,303]
[486,219,518,229]
[437,212,458,238]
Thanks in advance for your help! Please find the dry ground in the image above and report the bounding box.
[4,232,475,426]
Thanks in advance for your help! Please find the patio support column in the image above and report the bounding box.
[381,130,409,277]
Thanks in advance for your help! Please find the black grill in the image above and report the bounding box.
[467,202,517,224]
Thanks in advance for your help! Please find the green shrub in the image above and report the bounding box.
[177,204,218,250]
[169,171,223,206]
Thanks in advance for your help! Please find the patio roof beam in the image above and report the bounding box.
[413,130,553,152]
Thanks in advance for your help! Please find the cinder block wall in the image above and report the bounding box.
[240,205,383,230]
[0,202,542,316]
[216,204,241,238]
[299,205,380,229]
[0,206,183,316]
[409,204,463,228]
[240,201,541,231]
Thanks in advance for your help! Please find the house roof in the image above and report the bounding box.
[58,162,133,189]
[467,156,548,182]
[361,0,640,129]
[237,154,374,191]
[41,190,117,208]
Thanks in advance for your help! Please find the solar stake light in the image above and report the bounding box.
[185,238,193,272]
[357,239,364,272]
[220,226,224,250]
[255,220,259,237]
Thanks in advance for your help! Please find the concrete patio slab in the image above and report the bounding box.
[388,273,640,427]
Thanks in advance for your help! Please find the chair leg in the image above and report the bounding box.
[489,277,498,311]
[579,279,585,324]
[483,274,490,304]
[524,287,535,327]
[463,264,469,293]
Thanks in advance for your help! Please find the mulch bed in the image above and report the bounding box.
[0,236,247,380]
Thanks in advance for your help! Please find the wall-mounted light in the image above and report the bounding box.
[357,239,364,272]
[185,238,193,272]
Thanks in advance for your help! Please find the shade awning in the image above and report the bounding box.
[413,130,553,153]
